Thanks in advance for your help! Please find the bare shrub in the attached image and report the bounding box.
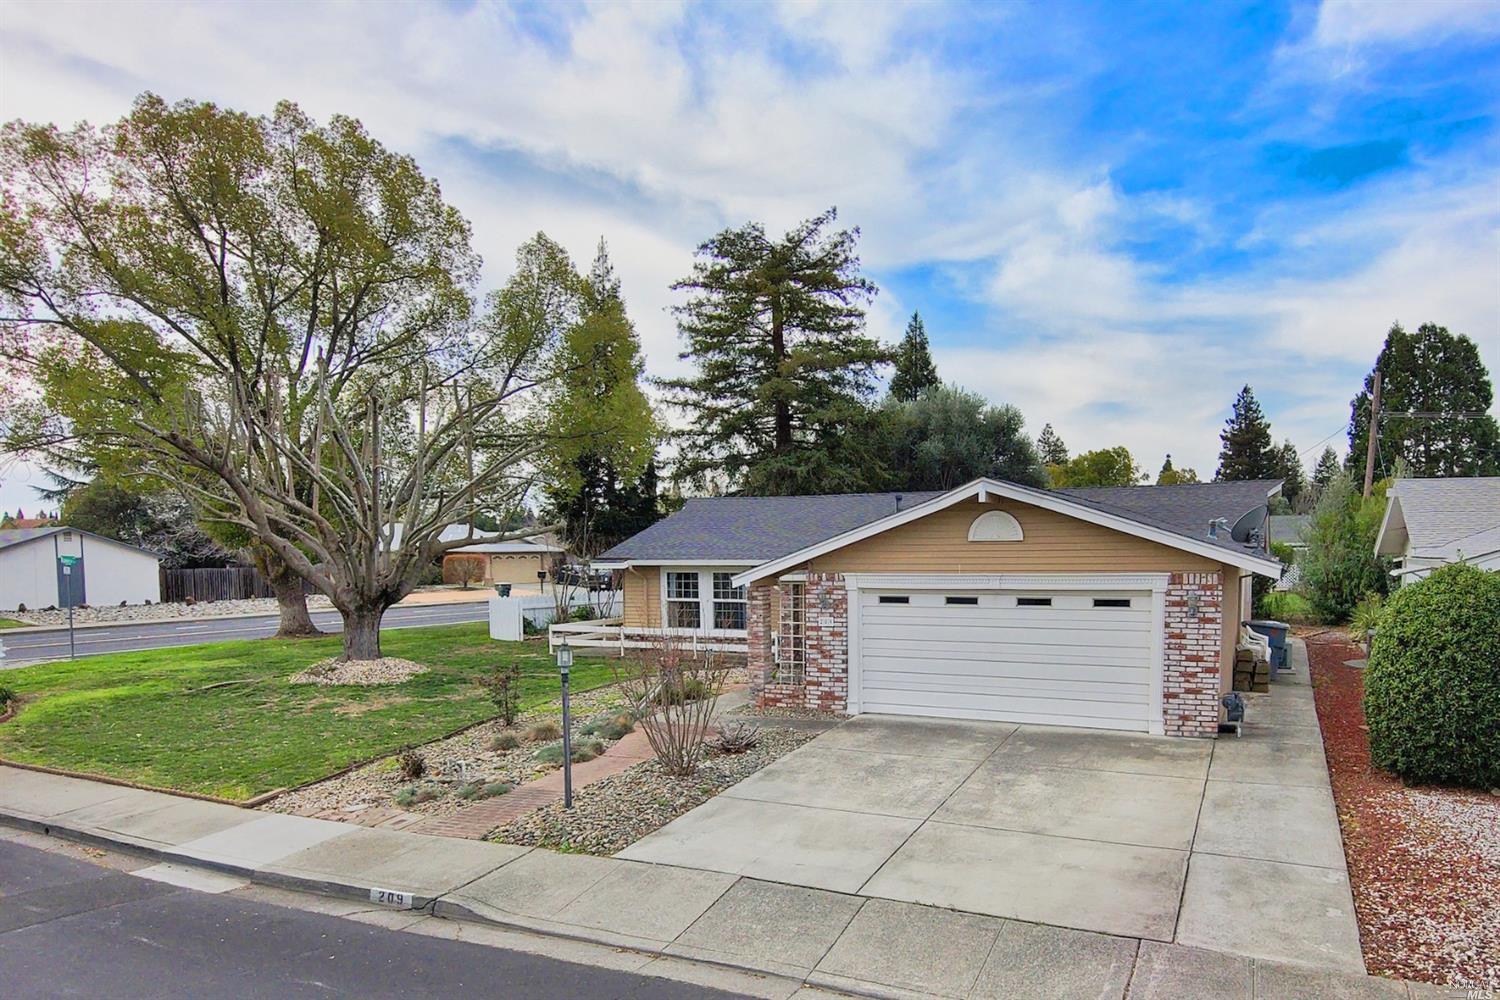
[476,662,523,725]
[615,633,729,777]
[711,720,761,755]
[396,749,426,781]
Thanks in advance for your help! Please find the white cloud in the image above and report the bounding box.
[1312,0,1500,48]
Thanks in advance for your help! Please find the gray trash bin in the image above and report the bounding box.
[1249,619,1290,672]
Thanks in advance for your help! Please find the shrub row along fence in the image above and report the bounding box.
[158,566,308,604]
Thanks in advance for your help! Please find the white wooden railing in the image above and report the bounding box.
[547,617,750,656]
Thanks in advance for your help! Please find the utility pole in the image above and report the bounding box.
[1362,370,1382,498]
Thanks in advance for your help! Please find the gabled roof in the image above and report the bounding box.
[0,525,160,558]
[600,479,1283,579]
[1375,477,1500,558]
[1268,514,1312,547]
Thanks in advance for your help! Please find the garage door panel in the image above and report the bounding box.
[861,655,1150,685]
[856,587,1155,732]
[860,623,1151,647]
[861,607,1148,628]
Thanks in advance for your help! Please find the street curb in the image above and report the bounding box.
[0,597,495,635]
[0,808,844,998]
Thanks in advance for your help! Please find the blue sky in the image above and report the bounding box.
[1,0,1498,509]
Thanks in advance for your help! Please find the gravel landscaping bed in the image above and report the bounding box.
[492,726,816,854]
[7,594,337,627]
[1307,633,1500,989]
[289,657,428,686]
[728,704,847,721]
[262,685,633,820]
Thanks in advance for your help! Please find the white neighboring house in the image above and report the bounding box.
[1375,477,1500,582]
[0,526,162,610]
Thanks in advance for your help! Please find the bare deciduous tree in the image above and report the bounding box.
[615,634,729,777]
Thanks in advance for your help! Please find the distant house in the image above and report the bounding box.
[439,525,568,587]
[1374,477,1500,582]
[1267,514,1311,591]
[0,526,162,610]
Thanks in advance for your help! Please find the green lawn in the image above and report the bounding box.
[1257,590,1317,623]
[0,623,615,800]
[0,618,25,629]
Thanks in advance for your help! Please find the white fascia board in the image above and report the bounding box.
[1372,496,1404,557]
[732,477,1284,587]
[607,559,762,567]
[592,561,630,570]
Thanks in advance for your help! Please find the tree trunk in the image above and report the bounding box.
[249,542,322,639]
[770,289,792,451]
[340,606,385,661]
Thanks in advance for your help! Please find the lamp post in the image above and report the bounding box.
[557,638,574,809]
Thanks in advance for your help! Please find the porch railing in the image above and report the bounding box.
[547,618,750,656]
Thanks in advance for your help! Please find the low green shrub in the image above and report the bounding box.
[1364,563,1500,789]
[655,676,708,706]
[532,744,563,766]
[1255,590,1314,623]
[580,715,634,741]
[0,683,16,707]
[481,782,513,798]
[533,738,606,766]
[1347,593,1386,640]
[490,731,521,752]
[394,783,442,807]
[455,782,483,800]
[525,720,562,742]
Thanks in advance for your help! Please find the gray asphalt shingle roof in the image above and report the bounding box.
[1388,477,1500,549]
[599,480,1280,564]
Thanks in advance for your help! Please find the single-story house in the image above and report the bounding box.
[1375,477,1500,581]
[1267,514,1311,591]
[0,526,162,610]
[597,477,1283,738]
[439,524,568,587]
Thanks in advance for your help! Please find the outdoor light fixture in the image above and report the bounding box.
[557,639,574,809]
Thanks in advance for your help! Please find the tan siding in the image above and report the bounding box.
[1220,566,1244,693]
[808,498,1220,575]
[622,566,661,628]
[487,553,549,585]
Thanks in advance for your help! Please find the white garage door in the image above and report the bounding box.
[856,589,1154,731]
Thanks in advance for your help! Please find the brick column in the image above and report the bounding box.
[746,582,774,703]
[803,573,849,712]
[1162,571,1223,737]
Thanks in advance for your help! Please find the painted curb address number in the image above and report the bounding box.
[370,887,414,909]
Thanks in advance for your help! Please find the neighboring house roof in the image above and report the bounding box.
[4,517,57,529]
[1267,514,1312,547]
[449,539,566,555]
[600,478,1283,579]
[0,525,161,559]
[1375,477,1500,559]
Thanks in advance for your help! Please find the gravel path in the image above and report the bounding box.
[8,595,337,627]
[263,685,634,821]
[1307,633,1500,989]
[491,726,816,855]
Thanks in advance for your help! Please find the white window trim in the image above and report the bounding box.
[658,566,750,637]
[843,572,1171,736]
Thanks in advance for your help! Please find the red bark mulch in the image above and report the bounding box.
[1304,631,1500,989]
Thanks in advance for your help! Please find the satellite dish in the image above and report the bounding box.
[1230,506,1266,544]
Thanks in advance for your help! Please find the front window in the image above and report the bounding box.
[666,571,701,628]
[712,573,747,630]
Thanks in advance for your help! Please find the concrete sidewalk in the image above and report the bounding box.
[0,764,1430,999]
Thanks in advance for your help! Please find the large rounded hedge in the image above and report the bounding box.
[1364,563,1500,789]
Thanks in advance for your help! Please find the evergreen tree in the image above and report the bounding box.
[1312,446,1341,493]
[1346,322,1500,478]
[1156,454,1200,485]
[662,208,890,494]
[881,385,1046,491]
[1271,439,1307,510]
[888,311,939,402]
[1036,424,1069,465]
[1215,385,1276,481]
[543,239,659,555]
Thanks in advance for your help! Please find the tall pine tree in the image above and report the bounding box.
[1346,322,1500,478]
[1036,423,1069,465]
[889,311,939,402]
[542,239,659,554]
[1272,439,1307,510]
[1311,446,1341,493]
[662,208,891,495]
[1215,385,1277,481]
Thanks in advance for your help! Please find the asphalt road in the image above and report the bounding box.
[0,601,491,666]
[0,839,749,1000]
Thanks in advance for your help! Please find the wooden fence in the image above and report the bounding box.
[158,566,306,604]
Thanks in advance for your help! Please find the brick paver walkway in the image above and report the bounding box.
[410,728,658,840]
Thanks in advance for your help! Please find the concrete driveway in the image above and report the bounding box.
[621,642,1364,971]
